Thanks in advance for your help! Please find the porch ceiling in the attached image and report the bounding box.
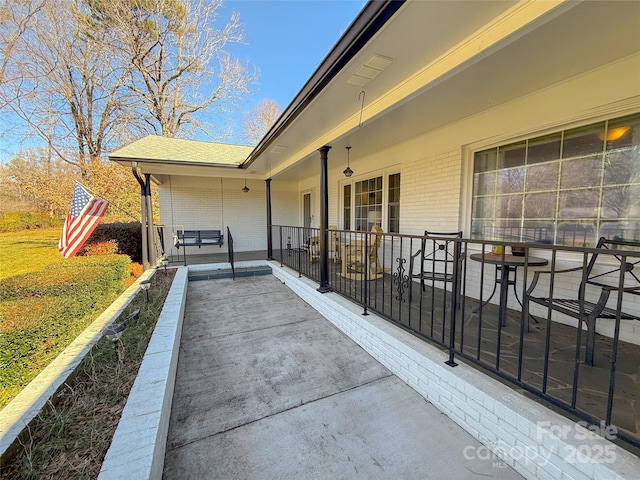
[250,0,640,181]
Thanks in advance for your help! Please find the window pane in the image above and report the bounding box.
[602,185,640,219]
[474,172,497,196]
[557,222,595,247]
[497,194,522,218]
[562,123,604,159]
[387,173,400,233]
[526,162,559,192]
[520,221,554,243]
[388,205,400,233]
[524,192,557,218]
[474,148,498,173]
[343,184,351,230]
[527,133,561,165]
[604,151,640,186]
[560,157,602,189]
[496,168,524,194]
[470,220,493,239]
[389,186,399,203]
[499,142,526,169]
[473,196,495,219]
[605,114,638,151]
[604,115,639,185]
[559,190,599,219]
[600,221,629,240]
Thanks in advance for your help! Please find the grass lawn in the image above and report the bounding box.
[0,228,132,408]
[0,228,63,280]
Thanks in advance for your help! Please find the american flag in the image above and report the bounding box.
[58,183,109,258]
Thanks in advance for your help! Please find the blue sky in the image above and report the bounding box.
[222,0,366,144]
[0,0,366,160]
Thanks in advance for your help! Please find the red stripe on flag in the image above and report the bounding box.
[58,185,109,258]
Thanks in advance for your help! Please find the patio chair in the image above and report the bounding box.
[308,236,320,263]
[523,236,640,366]
[340,226,384,280]
[329,225,341,264]
[368,226,384,277]
[409,230,464,305]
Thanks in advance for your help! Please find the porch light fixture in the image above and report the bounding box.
[343,147,353,178]
[242,179,250,193]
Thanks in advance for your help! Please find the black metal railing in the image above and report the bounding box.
[227,227,235,280]
[272,225,640,452]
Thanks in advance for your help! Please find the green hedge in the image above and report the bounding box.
[0,255,131,407]
[0,212,62,232]
[85,222,143,262]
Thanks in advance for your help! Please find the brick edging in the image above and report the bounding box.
[98,267,188,480]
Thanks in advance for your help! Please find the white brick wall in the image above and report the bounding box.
[402,149,463,234]
[271,262,640,480]
[158,176,298,255]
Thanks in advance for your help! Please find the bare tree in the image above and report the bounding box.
[0,0,256,172]
[243,99,281,145]
[0,0,132,170]
[89,0,256,138]
[0,0,44,86]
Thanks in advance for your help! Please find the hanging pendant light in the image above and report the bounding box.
[343,146,353,177]
[242,179,250,193]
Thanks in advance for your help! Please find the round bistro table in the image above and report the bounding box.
[470,253,548,327]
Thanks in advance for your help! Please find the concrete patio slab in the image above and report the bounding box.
[163,275,523,479]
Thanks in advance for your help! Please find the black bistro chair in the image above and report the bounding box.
[409,230,464,306]
[524,236,640,366]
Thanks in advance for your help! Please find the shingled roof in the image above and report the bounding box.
[109,135,253,167]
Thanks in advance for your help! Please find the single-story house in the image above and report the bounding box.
[110,0,640,349]
[110,0,640,476]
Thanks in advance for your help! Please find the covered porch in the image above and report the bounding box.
[106,1,640,475]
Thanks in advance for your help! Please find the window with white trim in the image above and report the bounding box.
[471,112,640,246]
[343,173,400,232]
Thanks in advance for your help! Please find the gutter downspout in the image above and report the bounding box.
[144,173,156,267]
[131,162,149,270]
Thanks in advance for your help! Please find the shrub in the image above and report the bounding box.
[0,254,131,407]
[81,240,119,256]
[86,222,142,262]
[0,212,62,232]
[0,255,130,301]
[128,262,144,284]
